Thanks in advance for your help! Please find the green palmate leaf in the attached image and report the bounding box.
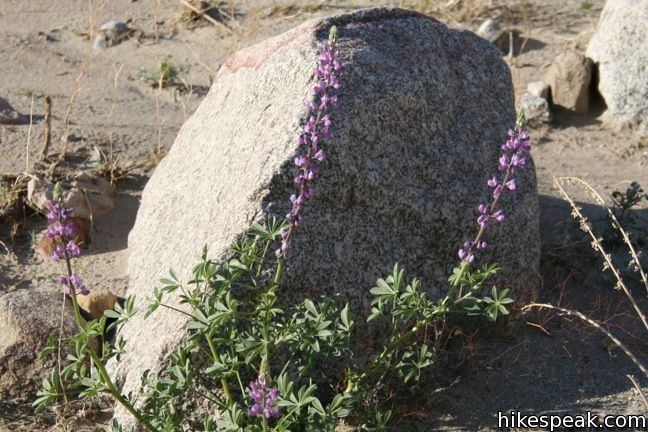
[370,279,395,297]
[480,286,514,321]
[39,333,56,360]
[309,398,326,416]
[339,304,352,331]
[33,370,59,413]
[168,268,179,282]
[304,299,318,316]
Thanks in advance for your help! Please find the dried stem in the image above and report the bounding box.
[25,94,35,172]
[626,374,648,411]
[147,0,161,44]
[108,63,124,165]
[562,177,648,296]
[60,66,86,160]
[177,0,232,33]
[39,96,52,161]
[155,78,163,156]
[60,0,105,159]
[554,177,648,332]
[523,303,648,378]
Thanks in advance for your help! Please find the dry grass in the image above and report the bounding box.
[554,177,648,331]
[523,177,648,396]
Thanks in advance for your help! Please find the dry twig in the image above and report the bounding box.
[25,94,35,172]
[39,96,52,161]
[627,374,648,411]
[177,0,232,33]
[554,177,648,331]
[523,303,647,378]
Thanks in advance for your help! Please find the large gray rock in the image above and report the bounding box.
[587,0,648,136]
[0,290,78,399]
[110,8,540,426]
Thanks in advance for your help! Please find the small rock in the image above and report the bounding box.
[0,97,28,125]
[69,172,117,219]
[76,291,119,320]
[476,19,521,55]
[27,173,115,220]
[527,81,549,100]
[36,216,92,258]
[477,19,504,43]
[544,50,592,113]
[0,290,79,399]
[93,21,130,50]
[517,92,551,125]
[28,173,115,259]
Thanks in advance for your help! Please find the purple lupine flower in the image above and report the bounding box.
[493,209,505,222]
[59,273,89,296]
[458,122,531,264]
[46,196,88,296]
[247,375,282,419]
[45,201,79,244]
[277,27,344,257]
[46,219,77,238]
[66,240,82,258]
[51,244,65,262]
[45,201,73,224]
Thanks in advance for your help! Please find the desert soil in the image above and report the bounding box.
[1,0,647,431]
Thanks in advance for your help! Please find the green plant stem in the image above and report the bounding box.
[356,287,473,389]
[356,317,429,386]
[447,167,512,301]
[205,332,233,407]
[158,302,202,321]
[236,371,246,395]
[256,238,272,279]
[258,257,284,380]
[446,262,469,301]
[273,256,284,285]
[62,251,158,432]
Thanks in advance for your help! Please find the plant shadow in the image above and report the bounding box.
[403,194,648,431]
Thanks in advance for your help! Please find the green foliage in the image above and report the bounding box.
[138,55,190,92]
[605,181,648,250]
[37,216,513,431]
[611,182,647,226]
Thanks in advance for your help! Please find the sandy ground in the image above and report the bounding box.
[1,0,647,430]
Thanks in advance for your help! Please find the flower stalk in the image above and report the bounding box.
[274,25,344,282]
[45,185,158,432]
[449,112,531,300]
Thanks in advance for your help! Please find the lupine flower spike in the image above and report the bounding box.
[247,375,282,419]
[277,26,344,257]
[46,183,89,296]
[458,111,531,265]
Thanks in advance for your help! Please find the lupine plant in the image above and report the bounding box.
[37,26,532,431]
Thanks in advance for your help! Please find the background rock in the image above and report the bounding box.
[0,97,29,125]
[76,291,119,320]
[527,81,549,100]
[93,20,131,49]
[544,50,591,113]
[477,19,504,43]
[587,0,648,136]
[517,92,551,125]
[110,7,540,427]
[0,290,78,399]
